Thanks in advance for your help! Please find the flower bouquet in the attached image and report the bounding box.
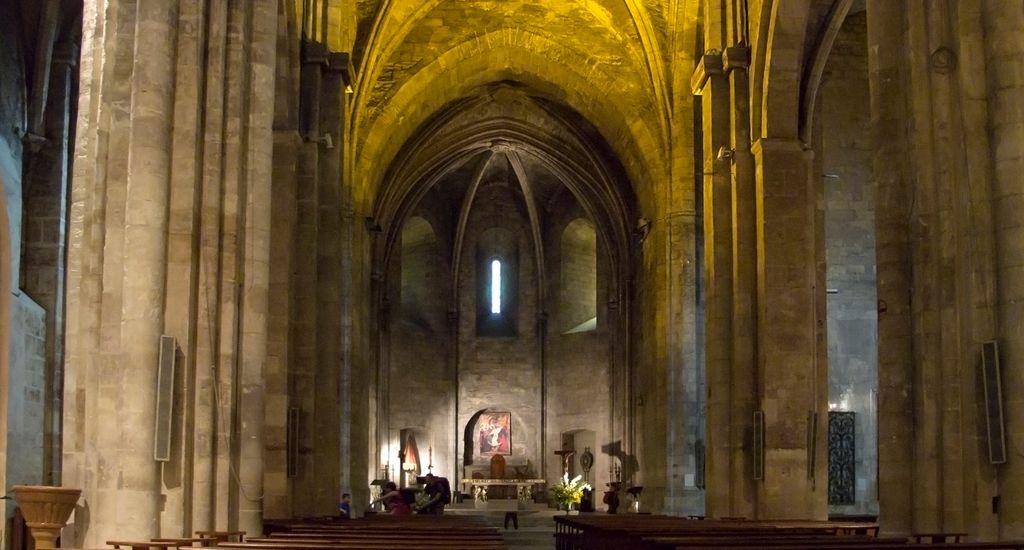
[551,473,591,513]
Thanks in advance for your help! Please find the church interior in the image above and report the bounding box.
[0,0,1023,546]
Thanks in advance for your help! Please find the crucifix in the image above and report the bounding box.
[554,449,575,476]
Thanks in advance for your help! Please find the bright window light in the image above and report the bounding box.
[491,259,501,314]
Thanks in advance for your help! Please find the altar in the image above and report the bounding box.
[460,478,546,507]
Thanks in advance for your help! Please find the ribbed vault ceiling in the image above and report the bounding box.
[350,0,696,204]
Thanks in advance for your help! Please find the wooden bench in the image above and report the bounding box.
[195,529,246,544]
[552,514,1024,550]
[230,539,503,547]
[253,515,505,549]
[913,532,969,543]
[641,535,908,550]
[106,541,183,550]
[152,537,211,547]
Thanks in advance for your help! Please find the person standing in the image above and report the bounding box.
[338,493,352,518]
[370,481,413,515]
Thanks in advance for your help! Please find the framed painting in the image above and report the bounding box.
[477,412,511,456]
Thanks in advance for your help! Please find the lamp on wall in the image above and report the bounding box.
[716,146,734,162]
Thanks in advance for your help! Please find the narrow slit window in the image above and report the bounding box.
[491,259,502,314]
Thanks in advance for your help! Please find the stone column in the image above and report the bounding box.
[313,55,345,514]
[693,51,734,518]
[664,205,700,517]
[290,37,323,517]
[190,0,227,531]
[865,0,914,534]
[725,45,758,520]
[950,2,999,540]
[665,45,702,519]
[264,130,299,519]
[983,1,1024,538]
[214,1,253,527]
[339,195,358,508]
[61,0,119,545]
[161,0,206,535]
[752,138,827,520]
[236,0,278,535]
[114,0,178,538]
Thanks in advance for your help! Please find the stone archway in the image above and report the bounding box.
[368,83,638,505]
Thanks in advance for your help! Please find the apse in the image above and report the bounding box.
[372,83,635,493]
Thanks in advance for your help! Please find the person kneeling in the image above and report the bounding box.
[417,474,450,515]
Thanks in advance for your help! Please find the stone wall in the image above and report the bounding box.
[820,11,879,516]
[0,10,63,538]
[388,215,453,478]
[6,293,46,488]
[546,212,612,491]
[0,12,24,286]
[557,218,596,333]
[457,184,542,476]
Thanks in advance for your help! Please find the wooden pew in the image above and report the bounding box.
[221,540,503,544]
[554,515,864,550]
[913,532,969,543]
[106,541,184,550]
[641,535,908,550]
[195,530,245,544]
[251,515,506,549]
[151,537,210,547]
[552,514,1024,550]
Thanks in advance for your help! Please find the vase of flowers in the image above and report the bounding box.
[551,473,591,514]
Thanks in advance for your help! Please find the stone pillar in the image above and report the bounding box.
[190,0,227,531]
[907,3,952,532]
[752,138,827,520]
[290,128,319,517]
[950,2,1000,540]
[62,0,122,544]
[263,3,302,519]
[290,38,325,514]
[665,43,703,519]
[339,192,358,509]
[694,51,734,518]
[214,1,252,527]
[161,0,205,535]
[113,0,178,538]
[725,45,758,520]
[664,202,700,516]
[983,1,1024,538]
[236,0,278,535]
[866,0,914,534]
[264,130,299,518]
[312,55,345,514]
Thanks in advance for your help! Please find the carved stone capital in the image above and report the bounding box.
[723,46,750,72]
[691,50,724,95]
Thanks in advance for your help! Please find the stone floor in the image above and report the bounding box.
[481,509,560,549]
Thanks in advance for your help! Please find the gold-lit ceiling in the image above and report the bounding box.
[347,0,701,200]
